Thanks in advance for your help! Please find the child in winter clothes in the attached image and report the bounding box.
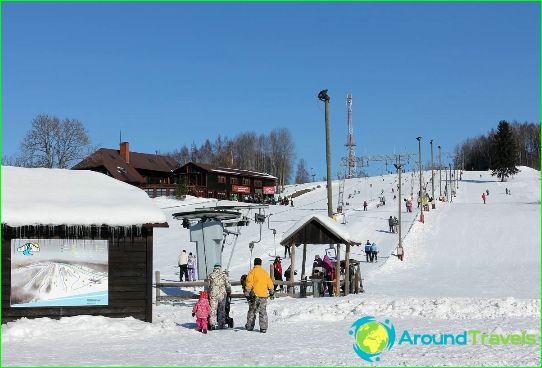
[192,291,211,334]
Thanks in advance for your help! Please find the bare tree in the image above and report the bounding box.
[18,115,92,168]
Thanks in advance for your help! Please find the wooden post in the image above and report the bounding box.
[354,269,360,294]
[155,271,161,306]
[335,244,340,297]
[290,242,296,297]
[344,243,350,296]
[301,243,307,280]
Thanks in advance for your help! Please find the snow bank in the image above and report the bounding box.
[1,166,167,226]
[267,296,540,322]
[2,315,163,343]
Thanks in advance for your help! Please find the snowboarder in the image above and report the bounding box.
[244,258,274,333]
[388,216,394,233]
[371,242,378,262]
[363,201,368,211]
[208,264,231,330]
[364,240,372,263]
[482,192,486,204]
[192,291,211,334]
[272,256,283,292]
[187,252,197,281]
[178,249,189,282]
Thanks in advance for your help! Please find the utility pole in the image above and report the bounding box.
[430,139,435,208]
[318,89,333,218]
[394,158,404,250]
[438,145,442,198]
[416,137,424,223]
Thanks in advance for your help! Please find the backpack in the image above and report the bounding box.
[240,274,248,293]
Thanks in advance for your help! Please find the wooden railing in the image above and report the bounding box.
[155,270,363,305]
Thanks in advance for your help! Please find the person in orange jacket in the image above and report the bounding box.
[244,257,274,333]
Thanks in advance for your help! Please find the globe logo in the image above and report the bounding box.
[349,316,396,362]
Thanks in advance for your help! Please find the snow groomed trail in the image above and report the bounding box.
[2,168,540,366]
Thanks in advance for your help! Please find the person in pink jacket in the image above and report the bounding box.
[192,291,211,334]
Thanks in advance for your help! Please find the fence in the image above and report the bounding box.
[155,269,363,305]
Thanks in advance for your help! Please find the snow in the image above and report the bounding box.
[1,166,167,227]
[2,167,540,366]
[281,213,356,245]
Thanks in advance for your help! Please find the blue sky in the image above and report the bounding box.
[2,2,540,178]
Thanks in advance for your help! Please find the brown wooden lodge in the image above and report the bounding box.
[72,142,278,202]
[72,142,177,198]
[174,162,278,201]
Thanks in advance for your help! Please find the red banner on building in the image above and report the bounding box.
[263,186,276,194]
[232,185,251,194]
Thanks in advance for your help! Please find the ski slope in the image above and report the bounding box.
[3,167,540,366]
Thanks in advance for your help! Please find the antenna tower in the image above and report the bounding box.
[346,92,356,178]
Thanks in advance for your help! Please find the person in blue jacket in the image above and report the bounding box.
[371,242,378,262]
[364,240,372,262]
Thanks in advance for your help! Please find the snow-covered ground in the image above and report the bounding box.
[3,167,540,366]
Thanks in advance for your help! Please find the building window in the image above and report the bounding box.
[230,177,238,185]
[144,189,154,197]
[242,178,250,186]
[254,180,262,187]
[218,175,226,184]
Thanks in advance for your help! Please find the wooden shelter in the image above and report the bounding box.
[280,214,360,296]
[1,166,168,323]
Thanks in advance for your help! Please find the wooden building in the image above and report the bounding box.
[174,162,278,200]
[1,166,168,323]
[72,142,178,198]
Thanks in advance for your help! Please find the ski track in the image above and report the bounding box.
[2,168,540,366]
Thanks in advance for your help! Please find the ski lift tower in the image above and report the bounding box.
[345,92,356,179]
[173,204,268,279]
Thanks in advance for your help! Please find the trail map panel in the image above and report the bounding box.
[10,239,108,307]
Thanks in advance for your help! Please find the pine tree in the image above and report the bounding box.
[490,120,519,182]
[295,159,310,184]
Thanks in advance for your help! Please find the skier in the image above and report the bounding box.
[272,256,283,292]
[187,252,197,281]
[192,291,211,334]
[371,242,378,262]
[393,216,399,233]
[244,258,274,333]
[322,255,335,296]
[482,192,486,204]
[364,240,372,263]
[208,264,231,330]
[486,189,490,196]
[363,201,368,211]
[284,244,291,258]
[388,216,394,233]
[178,249,189,282]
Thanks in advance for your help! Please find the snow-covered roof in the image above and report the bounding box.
[1,166,167,227]
[280,213,357,245]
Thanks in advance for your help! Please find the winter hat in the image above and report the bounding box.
[254,258,262,266]
[213,263,221,269]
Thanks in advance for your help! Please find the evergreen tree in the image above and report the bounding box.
[295,159,310,184]
[490,120,519,182]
